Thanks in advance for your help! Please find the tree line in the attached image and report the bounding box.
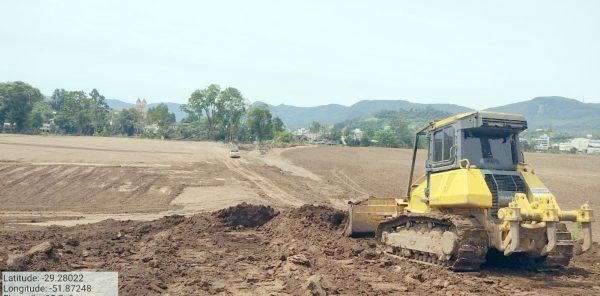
[1,81,454,148]
[179,84,289,142]
[0,81,291,143]
[304,108,452,148]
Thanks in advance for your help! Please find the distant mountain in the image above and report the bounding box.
[261,100,473,129]
[106,99,185,122]
[104,96,600,134]
[488,96,600,134]
[105,99,134,110]
[148,102,184,122]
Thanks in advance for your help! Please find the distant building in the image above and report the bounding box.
[589,139,600,148]
[293,128,307,136]
[588,147,600,154]
[587,140,600,154]
[534,134,550,151]
[145,123,159,132]
[572,138,590,152]
[293,128,320,142]
[558,142,572,152]
[40,123,51,133]
[305,133,320,142]
[351,128,364,141]
[557,137,600,154]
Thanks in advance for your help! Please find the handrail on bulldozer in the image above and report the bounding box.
[406,129,427,199]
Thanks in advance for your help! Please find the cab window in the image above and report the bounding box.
[432,127,455,164]
[433,130,443,162]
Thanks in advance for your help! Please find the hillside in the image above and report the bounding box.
[104,96,600,134]
[262,100,472,129]
[268,97,600,134]
[105,99,135,110]
[488,96,600,134]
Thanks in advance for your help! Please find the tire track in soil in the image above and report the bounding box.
[223,159,304,207]
[0,164,190,212]
[330,168,370,196]
[0,141,193,155]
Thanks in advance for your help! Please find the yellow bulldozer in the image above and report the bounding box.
[346,111,593,270]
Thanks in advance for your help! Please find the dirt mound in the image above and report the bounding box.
[2,205,600,295]
[289,204,347,229]
[215,202,277,228]
[7,241,64,271]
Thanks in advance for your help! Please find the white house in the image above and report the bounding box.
[352,128,364,141]
[534,134,550,151]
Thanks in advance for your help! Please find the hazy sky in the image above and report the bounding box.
[1,1,598,109]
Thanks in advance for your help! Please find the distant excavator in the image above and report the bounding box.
[346,111,593,270]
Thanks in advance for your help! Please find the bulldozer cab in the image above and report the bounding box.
[407,111,527,198]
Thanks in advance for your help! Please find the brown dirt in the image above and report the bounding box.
[1,206,599,295]
[0,135,340,225]
[215,203,278,228]
[2,136,600,295]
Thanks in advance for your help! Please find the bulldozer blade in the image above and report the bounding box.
[345,197,405,237]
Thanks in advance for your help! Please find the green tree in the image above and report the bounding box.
[182,84,220,138]
[361,129,375,146]
[31,100,54,129]
[49,89,110,135]
[88,89,110,135]
[148,103,176,128]
[0,91,4,129]
[54,91,92,134]
[50,89,69,111]
[387,114,412,147]
[324,129,341,142]
[247,105,273,141]
[275,130,294,143]
[114,108,137,136]
[0,81,44,132]
[373,128,400,147]
[272,116,285,134]
[216,87,247,142]
[308,121,321,133]
[176,117,209,140]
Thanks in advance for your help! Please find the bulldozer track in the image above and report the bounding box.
[384,252,441,267]
[376,213,489,271]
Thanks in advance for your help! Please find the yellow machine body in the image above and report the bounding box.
[346,111,593,269]
[409,168,492,212]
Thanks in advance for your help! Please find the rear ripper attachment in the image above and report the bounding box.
[497,193,593,267]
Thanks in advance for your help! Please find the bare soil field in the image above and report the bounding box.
[1,135,600,295]
[0,134,343,225]
[282,146,600,240]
